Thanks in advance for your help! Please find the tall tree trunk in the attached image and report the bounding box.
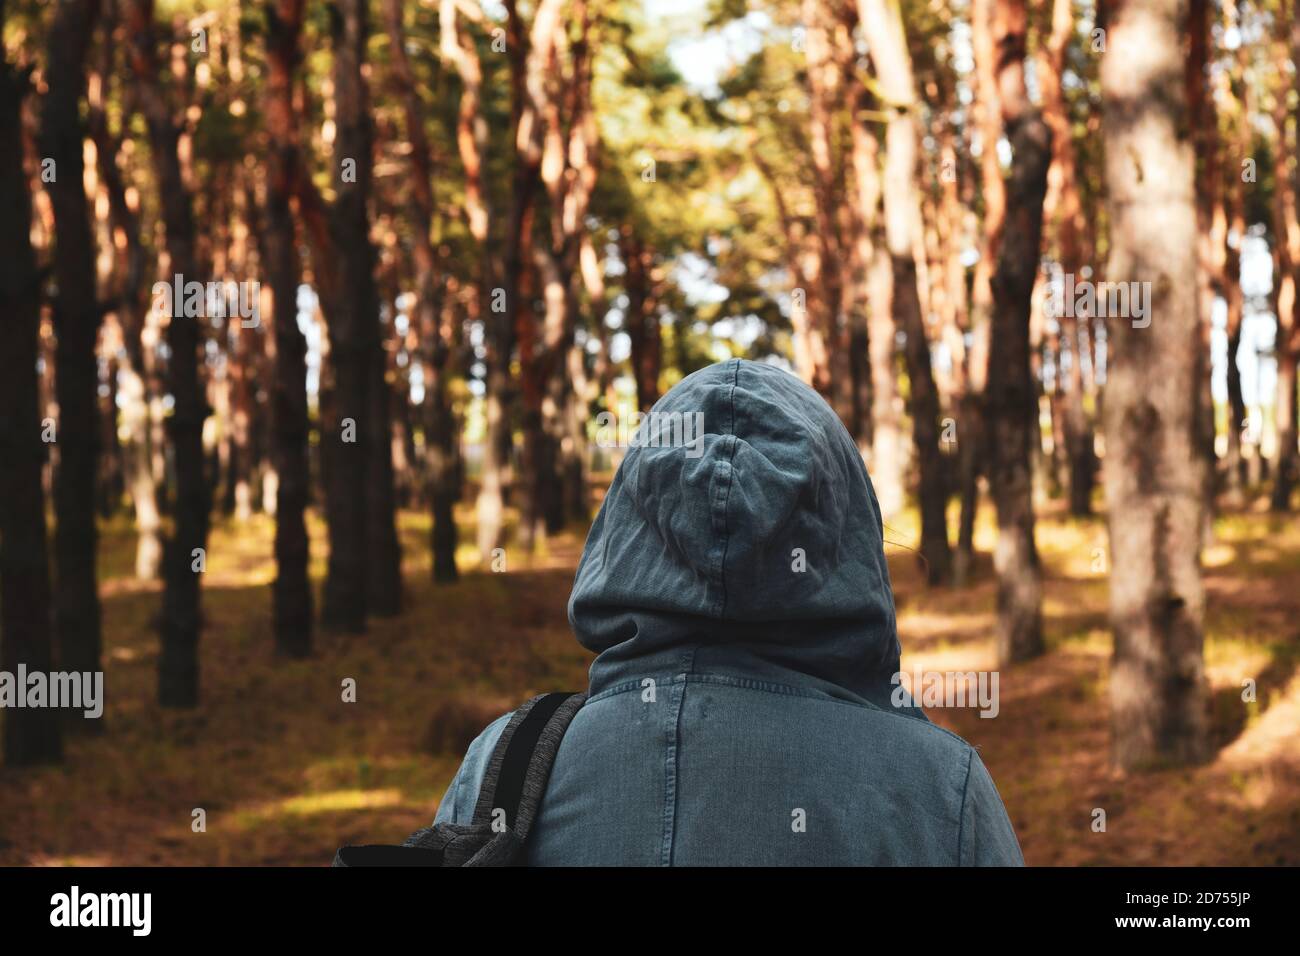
[526,0,594,539]
[839,35,877,451]
[313,0,402,627]
[338,0,401,615]
[474,0,534,562]
[0,24,62,765]
[859,0,951,584]
[505,0,564,553]
[429,289,462,580]
[445,17,504,569]
[845,48,905,517]
[441,0,491,573]
[867,238,906,521]
[264,0,313,656]
[127,0,210,707]
[955,0,1007,581]
[87,19,162,579]
[987,0,1047,664]
[563,339,592,523]
[751,144,827,395]
[1038,0,1095,516]
[1185,0,1222,530]
[1221,1,1250,505]
[225,184,256,522]
[386,0,457,580]
[387,0,459,583]
[1269,7,1300,511]
[803,0,853,425]
[98,352,124,518]
[623,231,661,411]
[41,0,104,684]
[1102,0,1210,769]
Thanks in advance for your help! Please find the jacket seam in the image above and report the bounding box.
[586,672,973,748]
[956,745,975,866]
[467,677,975,747]
[587,671,977,770]
[682,674,971,745]
[711,361,740,618]
[588,673,832,705]
[661,673,689,866]
[586,679,650,705]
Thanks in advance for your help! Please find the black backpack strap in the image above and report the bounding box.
[332,691,585,866]
[470,691,586,843]
[332,844,445,867]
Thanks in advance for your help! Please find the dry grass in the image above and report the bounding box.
[1,493,1297,865]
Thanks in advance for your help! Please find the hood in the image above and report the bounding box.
[569,358,911,712]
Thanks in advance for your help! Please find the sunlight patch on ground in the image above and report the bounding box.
[1220,671,1300,769]
[29,854,116,867]
[1204,541,1238,568]
[232,789,408,830]
[276,788,406,816]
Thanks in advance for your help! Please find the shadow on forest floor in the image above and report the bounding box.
[1,494,1298,865]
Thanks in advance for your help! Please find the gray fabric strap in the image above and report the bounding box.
[470,692,586,842]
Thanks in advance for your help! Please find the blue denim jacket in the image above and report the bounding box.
[435,359,1024,865]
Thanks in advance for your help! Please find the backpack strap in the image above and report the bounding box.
[470,691,586,843]
[332,691,585,866]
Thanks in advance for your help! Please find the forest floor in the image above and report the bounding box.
[2,488,1298,866]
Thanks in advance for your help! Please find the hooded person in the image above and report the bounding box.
[434,358,1023,865]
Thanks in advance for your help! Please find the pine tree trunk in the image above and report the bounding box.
[0,37,63,765]
[364,317,403,614]
[1268,9,1300,512]
[227,185,256,523]
[439,0,491,570]
[1221,0,1252,503]
[1223,103,1247,503]
[1102,0,1210,770]
[42,0,104,683]
[87,28,162,578]
[1187,0,1225,522]
[389,0,460,583]
[428,344,461,583]
[264,0,313,656]
[845,60,905,516]
[563,342,592,523]
[338,0,401,615]
[624,232,661,411]
[867,240,906,520]
[859,0,951,583]
[986,0,1047,663]
[803,0,853,427]
[499,0,554,556]
[1038,0,1095,516]
[98,353,124,519]
[956,0,1005,582]
[127,0,211,707]
[318,0,402,626]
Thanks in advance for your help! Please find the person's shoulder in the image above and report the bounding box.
[851,699,980,766]
[434,710,514,826]
[465,710,513,759]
